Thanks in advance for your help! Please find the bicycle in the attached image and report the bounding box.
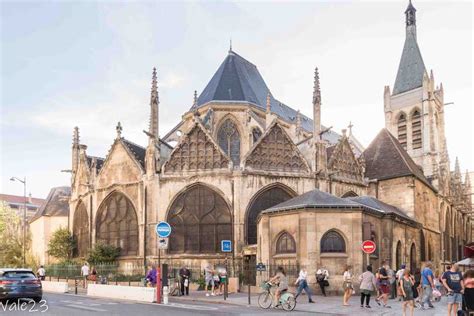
[257,281,296,311]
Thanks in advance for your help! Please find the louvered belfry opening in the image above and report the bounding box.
[217,118,241,168]
[411,110,422,149]
[73,201,90,257]
[96,192,139,256]
[167,184,232,253]
[246,186,294,245]
[397,113,407,149]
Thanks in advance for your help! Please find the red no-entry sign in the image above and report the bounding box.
[362,240,376,254]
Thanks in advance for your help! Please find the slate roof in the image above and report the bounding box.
[263,189,362,214]
[0,194,45,207]
[393,25,426,95]
[30,187,71,223]
[363,129,435,191]
[122,138,146,169]
[189,50,362,153]
[348,196,414,222]
[86,156,105,170]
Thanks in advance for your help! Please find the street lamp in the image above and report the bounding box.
[10,176,27,267]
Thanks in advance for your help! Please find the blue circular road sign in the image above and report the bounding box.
[155,221,172,238]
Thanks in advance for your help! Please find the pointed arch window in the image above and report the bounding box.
[73,202,89,257]
[96,192,138,256]
[397,113,407,149]
[411,110,422,149]
[276,232,296,254]
[321,230,346,253]
[217,119,241,168]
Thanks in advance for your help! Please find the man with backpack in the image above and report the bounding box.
[442,264,464,316]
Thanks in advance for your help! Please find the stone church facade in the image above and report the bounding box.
[69,1,471,285]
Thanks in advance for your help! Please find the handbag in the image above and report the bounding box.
[323,280,329,287]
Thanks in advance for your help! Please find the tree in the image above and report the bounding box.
[47,228,75,262]
[87,243,120,264]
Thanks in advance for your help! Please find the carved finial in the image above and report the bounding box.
[229,38,232,52]
[193,90,198,107]
[313,67,321,105]
[149,67,159,137]
[348,121,354,136]
[454,157,461,179]
[116,122,122,139]
[73,126,79,146]
[296,110,302,134]
[465,170,471,187]
[266,91,271,114]
[342,129,347,137]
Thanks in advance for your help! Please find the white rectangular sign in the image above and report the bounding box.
[158,237,169,249]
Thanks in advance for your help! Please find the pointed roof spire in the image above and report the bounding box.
[405,0,416,27]
[149,67,159,137]
[73,126,79,146]
[454,157,461,178]
[116,122,123,139]
[465,170,471,187]
[313,67,321,105]
[266,91,271,113]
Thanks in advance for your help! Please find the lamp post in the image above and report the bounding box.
[10,176,26,266]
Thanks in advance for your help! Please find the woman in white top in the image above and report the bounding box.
[342,264,353,306]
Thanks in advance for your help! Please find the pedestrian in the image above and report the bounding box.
[375,261,391,308]
[179,265,191,296]
[36,265,46,281]
[399,268,415,316]
[433,270,443,301]
[388,264,397,299]
[268,266,288,307]
[90,266,97,283]
[359,265,377,309]
[342,264,353,306]
[441,263,464,316]
[81,262,89,289]
[463,270,474,312]
[295,267,315,303]
[145,265,157,287]
[204,263,215,297]
[420,261,435,310]
[218,268,227,296]
[316,267,329,296]
[413,268,421,306]
[396,264,406,301]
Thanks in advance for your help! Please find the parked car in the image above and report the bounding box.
[0,268,42,302]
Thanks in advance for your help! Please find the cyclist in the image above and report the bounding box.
[268,266,288,307]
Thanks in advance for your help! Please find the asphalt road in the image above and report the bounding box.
[1,293,311,315]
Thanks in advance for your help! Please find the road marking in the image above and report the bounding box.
[65,304,107,312]
[161,302,218,311]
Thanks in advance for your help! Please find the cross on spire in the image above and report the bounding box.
[348,121,354,135]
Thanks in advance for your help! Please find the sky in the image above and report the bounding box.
[1,0,472,198]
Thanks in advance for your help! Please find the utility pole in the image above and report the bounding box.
[10,176,27,266]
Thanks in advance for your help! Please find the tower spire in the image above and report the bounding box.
[149,67,159,138]
[405,0,417,39]
[313,67,321,140]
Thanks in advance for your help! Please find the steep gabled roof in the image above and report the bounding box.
[363,129,435,191]
[30,187,71,223]
[393,23,426,95]
[86,155,105,170]
[263,189,361,214]
[121,139,146,169]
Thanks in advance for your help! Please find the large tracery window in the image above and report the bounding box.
[276,232,296,254]
[246,186,294,245]
[96,192,138,256]
[411,110,422,149]
[73,202,89,257]
[168,184,232,253]
[321,230,346,253]
[217,118,241,168]
[397,113,407,149]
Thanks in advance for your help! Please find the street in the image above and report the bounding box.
[1,293,312,316]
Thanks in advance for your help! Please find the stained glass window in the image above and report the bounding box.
[217,119,240,168]
[73,201,89,257]
[320,230,346,253]
[276,232,296,254]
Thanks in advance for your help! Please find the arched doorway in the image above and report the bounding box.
[167,184,232,253]
[246,184,295,245]
[73,201,89,257]
[410,243,417,271]
[396,241,402,270]
[96,192,139,256]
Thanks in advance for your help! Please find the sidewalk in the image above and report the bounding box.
[174,291,451,315]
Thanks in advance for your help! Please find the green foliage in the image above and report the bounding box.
[86,243,120,264]
[47,228,75,262]
[0,202,32,267]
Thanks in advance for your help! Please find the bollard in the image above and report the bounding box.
[163,286,169,305]
[156,268,161,304]
[75,277,78,295]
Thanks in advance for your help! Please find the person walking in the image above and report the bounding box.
[359,265,377,309]
[396,264,406,301]
[179,265,191,296]
[463,270,474,313]
[90,266,97,283]
[145,265,157,287]
[399,269,415,316]
[375,262,391,308]
[420,261,435,310]
[81,262,90,289]
[204,263,215,297]
[218,268,227,296]
[342,264,353,306]
[36,265,46,281]
[441,263,464,316]
[388,265,397,299]
[316,267,329,296]
[295,267,315,303]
